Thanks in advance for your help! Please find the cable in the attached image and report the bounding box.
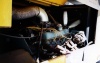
[37,22,44,63]
[0,33,34,39]
[47,11,59,25]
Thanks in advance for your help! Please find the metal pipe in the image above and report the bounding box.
[38,7,48,22]
[12,6,48,22]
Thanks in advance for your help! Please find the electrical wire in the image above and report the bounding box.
[47,11,59,25]
[37,22,44,63]
[27,26,57,31]
[0,33,34,39]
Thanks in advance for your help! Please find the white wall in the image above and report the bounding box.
[95,11,100,46]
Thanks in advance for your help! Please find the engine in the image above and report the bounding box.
[25,22,87,61]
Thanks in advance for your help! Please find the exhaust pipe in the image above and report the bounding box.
[12,6,48,22]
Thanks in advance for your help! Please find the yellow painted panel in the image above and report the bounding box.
[43,0,66,5]
[28,0,67,6]
[28,0,50,6]
[0,0,12,27]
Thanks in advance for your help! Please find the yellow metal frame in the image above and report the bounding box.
[0,0,12,27]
